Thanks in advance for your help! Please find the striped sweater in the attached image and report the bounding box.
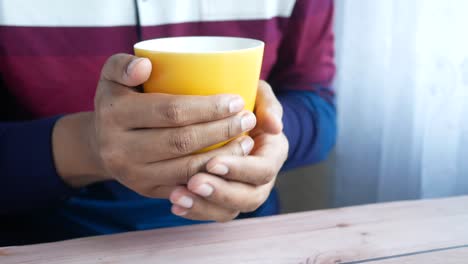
[0,0,336,245]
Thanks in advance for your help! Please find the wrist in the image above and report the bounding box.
[52,112,109,188]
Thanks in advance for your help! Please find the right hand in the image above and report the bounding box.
[56,54,256,198]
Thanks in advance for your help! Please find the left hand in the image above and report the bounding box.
[169,81,289,222]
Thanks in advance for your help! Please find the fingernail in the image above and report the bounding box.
[176,196,193,209]
[241,113,256,131]
[229,98,245,113]
[172,206,188,216]
[126,58,145,76]
[194,183,214,197]
[174,210,188,216]
[208,164,229,175]
[241,137,254,155]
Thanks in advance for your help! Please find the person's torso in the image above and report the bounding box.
[0,0,294,238]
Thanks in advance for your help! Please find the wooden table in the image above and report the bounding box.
[2,196,468,264]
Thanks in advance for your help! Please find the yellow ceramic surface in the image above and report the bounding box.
[134,36,264,151]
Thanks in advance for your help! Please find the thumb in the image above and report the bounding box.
[254,80,283,134]
[100,53,152,87]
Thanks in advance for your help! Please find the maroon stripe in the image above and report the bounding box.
[269,0,335,88]
[0,18,288,56]
[0,18,289,80]
[1,55,104,116]
[0,26,139,56]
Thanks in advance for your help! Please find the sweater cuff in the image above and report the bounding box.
[1,116,74,215]
[277,90,337,170]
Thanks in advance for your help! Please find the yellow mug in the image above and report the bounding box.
[134,36,264,151]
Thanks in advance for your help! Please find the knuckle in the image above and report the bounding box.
[232,144,244,156]
[182,156,204,182]
[187,156,204,172]
[213,96,225,115]
[221,144,239,157]
[200,96,225,121]
[259,168,276,185]
[232,138,249,156]
[101,54,125,80]
[218,193,241,209]
[220,137,247,157]
[221,119,235,139]
[170,128,197,155]
[164,100,186,124]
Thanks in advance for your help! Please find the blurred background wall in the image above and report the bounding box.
[275,1,345,213]
[277,0,468,213]
[276,154,334,213]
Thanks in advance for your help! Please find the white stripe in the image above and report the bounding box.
[200,0,296,22]
[139,0,297,26]
[0,0,136,26]
[0,0,296,27]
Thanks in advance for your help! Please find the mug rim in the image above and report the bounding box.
[134,36,264,54]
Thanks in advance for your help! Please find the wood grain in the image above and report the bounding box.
[1,196,468,264]
[353,246,468,264]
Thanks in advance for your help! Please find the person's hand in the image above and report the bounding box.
[168,81,289,222]
[53,54,257,198]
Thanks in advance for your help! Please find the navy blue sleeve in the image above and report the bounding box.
[277,90,337,170]
[0,116,74,215]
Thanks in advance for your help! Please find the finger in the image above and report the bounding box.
[206,156,276,186]
[94,55,153,129]
[187,173,274,213]
[97,55,247,129]
[114,93,246,128]
[170,186,239,222]
[255,80,283,134]
[144,185,179,199]
[127,111,256,161]
[96,90,247,130]
[205,133,288,185]
[100,54,152,87]
[134,136,254,189]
